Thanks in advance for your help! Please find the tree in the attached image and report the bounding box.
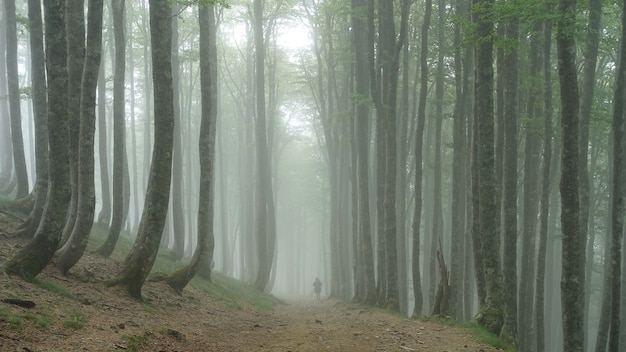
[535,15,553,352]
[55,0,104,274]
[411,0,432,318]
[556,0,584,347]
[4,0,29,198]
[501,6,519,344]
[59,0,86,248]
[253,0,277,293]
[351,0,376,306]
[107,0,174,299]
[96,0,127,258]
[4,0,70,280]
[473,0,504,334]
[16,0,49,239]
[166,3,218,292]
[607,0,626,347]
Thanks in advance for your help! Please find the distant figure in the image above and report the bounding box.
[313,277,322,301]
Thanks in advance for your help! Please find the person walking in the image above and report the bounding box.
[313,277,322,301]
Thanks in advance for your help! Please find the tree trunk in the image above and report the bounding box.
[60,0,86,248]
[607,2,626,347]
[4,0,70,281]
[0,4,14,195]
[501,13,519,345]
[96,56,111,225]
[107,0,174,300]
[4,0,29,199]
[449,0,467,321]
[351,0,376,306]
[96,0,127,258]
[16,0,48,239]
[167,3,217,292]
[55,0,104,275]
[473,0,503,334]
[556,0,584,346]
[411,0,431,317]
[535,16,553,352]
[169,5,186,262]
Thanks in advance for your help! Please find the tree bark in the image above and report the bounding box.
[167,3,217,292]
[4,0,70,281]
[473,0,503,334]
[4,0,29,199]
[16,0,49,239]
[556,0,584,347]
[96,0,127,258]
[107,0,174,300]
[55,0,104,275]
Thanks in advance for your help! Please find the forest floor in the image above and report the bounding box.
[0,210,509,352]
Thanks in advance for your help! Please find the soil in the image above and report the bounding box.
[0,211,503,352]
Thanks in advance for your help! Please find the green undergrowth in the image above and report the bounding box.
[121,332,150,352]
[86,223,274,312]
[34,278,70,297]
[422,315,516,352]
[0,304,55,331]
[191,273,275,311]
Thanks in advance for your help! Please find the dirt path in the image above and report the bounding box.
[0,213,503,352]
[211,296,501,352]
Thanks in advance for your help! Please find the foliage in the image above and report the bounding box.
[33,278,70,297]
[62,309,86,329]
[122,333,150,352]
[191,273,275,311]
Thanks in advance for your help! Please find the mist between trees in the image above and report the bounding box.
[1,0,625,351]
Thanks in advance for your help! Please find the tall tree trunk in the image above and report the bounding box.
[535,16,553,352]
[253,0,276,293]
[556,0,584,347]
[107,0,174,299]
[4,0,29,199]
[411,0,432,318]
[4,0,70,280]
[501,14,519,345]
[351,0,376,306]
[96,57,111,225]
[55,0,104,274]
[60,0,86,247]
[581,0,602,341]
[607,2,626,348]
[449,0,467,320]
[166,3,217,292]
[519,21,543,351]
[96,0,127,258]
[473,0,503,334]
[0,4,14,194]
[169,5,186,262]
[16,0,48,239]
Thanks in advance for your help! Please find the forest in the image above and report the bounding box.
[0,0,625,351]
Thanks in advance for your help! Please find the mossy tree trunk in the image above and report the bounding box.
[60,0,85,248]
[410,0,431,317]
[556,0,584,348]
[107,0,174,300]
[95,0,127,258]
[473,0,504,335]
[55,0,104,275]
[167,3,217,292]
[351,0,377,306]
[4,0,70,281]
[16,0,49,239]
[607,1,626,348]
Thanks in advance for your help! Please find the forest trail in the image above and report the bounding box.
[0,212,503,352]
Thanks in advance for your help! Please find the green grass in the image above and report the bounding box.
[33,278,70,297]
[122,333,149,352]
[63,309,86,329]
[463,322,517,351]
[191,273,274,311]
